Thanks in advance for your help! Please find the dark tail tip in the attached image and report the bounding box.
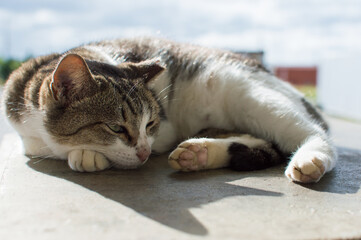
[228,142,286,171]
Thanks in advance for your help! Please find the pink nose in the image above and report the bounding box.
[136,148,151,162]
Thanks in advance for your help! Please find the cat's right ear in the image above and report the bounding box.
[51,54,97,102]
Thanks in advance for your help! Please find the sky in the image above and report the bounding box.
[0,0,360,66]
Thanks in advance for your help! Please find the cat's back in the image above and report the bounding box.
[3,53,61,122]
[92,37,266,71]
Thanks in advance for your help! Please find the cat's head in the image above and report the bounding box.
[43,53,165,169]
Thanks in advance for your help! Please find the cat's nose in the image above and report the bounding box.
[136,147,151,163]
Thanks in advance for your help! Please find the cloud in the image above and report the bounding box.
[0,0,360,65]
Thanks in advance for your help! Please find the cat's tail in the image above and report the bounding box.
[228,142,287,171]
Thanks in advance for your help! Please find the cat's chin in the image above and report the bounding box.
[101,150,148,169]
[111,161,145,170]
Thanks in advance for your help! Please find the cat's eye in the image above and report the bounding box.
[146,121,155,128]
[107,124,127,134]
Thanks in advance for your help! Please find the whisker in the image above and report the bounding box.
[159,97,181,105]
[126,81,141,98]
[157,84,173,97]
[156,87,181,101]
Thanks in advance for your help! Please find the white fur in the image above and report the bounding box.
[10,108,56,158]
[68,149,110,172]
[83,45,118,65]
[138,111,153,150]
[5,48,336,182]
[10,107,154,171]
[22,137,51,157]
[285,136,336,182]
[169,134,268,171]
[152,59,336,182]
[101,112,153,169]
[152,120,178,153]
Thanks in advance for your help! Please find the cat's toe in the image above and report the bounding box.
[68,150,84,172]
[285,157,326,183]
[168,143,208,171]
[94,152,110,170]
[68,150,109,172]
[82,150,98,172]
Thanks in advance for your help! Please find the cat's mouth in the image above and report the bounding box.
[101,146,151,169]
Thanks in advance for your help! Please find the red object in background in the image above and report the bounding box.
[274,67,317,86]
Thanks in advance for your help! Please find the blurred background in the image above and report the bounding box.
[0,0,360,119]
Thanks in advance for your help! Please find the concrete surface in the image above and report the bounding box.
[1,91,361,239]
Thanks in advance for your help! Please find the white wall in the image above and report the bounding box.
[318,57,361,120]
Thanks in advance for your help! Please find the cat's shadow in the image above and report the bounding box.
[26,146,361,235]
[26,154,283,236]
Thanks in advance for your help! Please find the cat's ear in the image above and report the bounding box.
[51,54,97,102]
[125,59,165,84]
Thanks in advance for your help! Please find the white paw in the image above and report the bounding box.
[22,137,53,157]
[168,140,208,171]
[68,150,110,172]
[285,153,327,183]
[285,136,336,183]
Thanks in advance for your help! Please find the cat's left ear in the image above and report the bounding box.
[51,53,97,102]
[125,60,165,84]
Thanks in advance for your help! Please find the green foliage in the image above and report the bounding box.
[0,58,22,84]
[294,85,317,104]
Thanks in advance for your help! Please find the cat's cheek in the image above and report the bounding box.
[147,136,155,147]
[101,140,144,169]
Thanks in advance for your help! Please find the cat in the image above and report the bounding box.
[2,37,336,183]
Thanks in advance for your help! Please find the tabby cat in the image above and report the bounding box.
[2,37,336,183]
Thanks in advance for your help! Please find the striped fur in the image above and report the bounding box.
[2,37,335,183]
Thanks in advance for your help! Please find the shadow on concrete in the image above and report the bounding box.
[27,154,283,236]
[299,146,361,194]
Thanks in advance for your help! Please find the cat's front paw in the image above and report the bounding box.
[68,150,110,172]
[285,155,326,183]
[168,141,208,171]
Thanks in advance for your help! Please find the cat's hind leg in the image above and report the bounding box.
[168,130,285,171]
[235,104,336,183]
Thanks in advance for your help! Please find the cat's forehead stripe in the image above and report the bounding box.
[90,64,153,119]
[124,96,137,115]
[121,107,127,122]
